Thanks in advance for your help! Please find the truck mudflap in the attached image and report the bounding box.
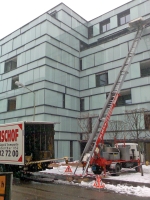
[109,162,121,176]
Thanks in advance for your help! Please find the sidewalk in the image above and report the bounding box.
[27,163,150,188]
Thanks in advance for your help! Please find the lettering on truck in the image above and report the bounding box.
[0,129,19,142]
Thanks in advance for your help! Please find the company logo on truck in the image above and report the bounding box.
[0,123,24,165]
[0,129,19,142]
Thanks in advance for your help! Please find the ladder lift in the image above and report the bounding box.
[74,17,150,175]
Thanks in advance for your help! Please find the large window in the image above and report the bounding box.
[12,76,19,90]
[118,10,130,26]
[80,99,84,111]
[4,57,17,73]
[116,90,132,106]
[96,73,108,87]
[140,59,150,77]
[8,98,16,111]
[100,19,110,33]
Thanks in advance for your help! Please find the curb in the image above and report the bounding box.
[16,172,150,188]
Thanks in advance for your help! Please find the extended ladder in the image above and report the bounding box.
[74,19,145,175]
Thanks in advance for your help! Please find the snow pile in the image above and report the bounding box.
[142,165,150,174]
[40,164,150,197]
[106,184,150,197]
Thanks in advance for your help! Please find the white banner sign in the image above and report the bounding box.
[0,123,24,165]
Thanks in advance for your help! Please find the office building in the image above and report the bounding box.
[0,0,150,160]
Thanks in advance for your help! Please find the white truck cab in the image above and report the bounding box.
[116,143,144,162]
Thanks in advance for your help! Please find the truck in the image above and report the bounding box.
[82,142,143,175]
[0,121,55,177]
[75,17,150,176]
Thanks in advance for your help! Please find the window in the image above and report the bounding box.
[80,41,88,51]
[88,117,92,133]
[8,98,16,111]
[12,76,19,90]
[80,59,82,71]
[116,90,132,106]
[118,10,130,26]
[96,73,108,87]
[144,114,150,130]
[63,94,65,108]
[80,99,84,111]
[88,26,93,38]
[4,57,17,73]
[140,59,150,77]
[100,19,110,33]
[70,141,73,161]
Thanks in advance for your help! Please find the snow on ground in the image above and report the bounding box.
[40,164,150,197]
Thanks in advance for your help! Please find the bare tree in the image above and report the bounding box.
[107,120,127,141]
[77,113,98,141]
[78,109,150,145]
[125,108,150,141]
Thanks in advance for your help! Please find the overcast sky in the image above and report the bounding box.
[0,0,132,39]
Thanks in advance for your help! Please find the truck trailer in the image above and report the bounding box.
[0,121,55,177]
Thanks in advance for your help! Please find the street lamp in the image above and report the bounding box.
[15,81,35,121]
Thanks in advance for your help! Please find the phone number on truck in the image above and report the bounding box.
[0,150,18,157]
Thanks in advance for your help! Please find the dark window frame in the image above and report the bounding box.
[80,59,82,71]
[96,72,108,87]
[100,19,110,33]
[140,59,150,77]
[70,141,73,161]
[63,93,65,108]
[88,117,92,133]
[4,57,17,73]
[80,99,84,111]
[88,26,93,38]
[144,114,150,130]
[7,98,16,111]
[80,41,88,51]
[118,10,130,26]
[116,91,132,106]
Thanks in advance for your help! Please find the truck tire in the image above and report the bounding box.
[134,162,139,172]
[42,162,49,170]
[92,165,102,174]
[112,164,121,176]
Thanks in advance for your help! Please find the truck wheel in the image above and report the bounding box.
[42,162,48,170]
[92,165,102,174]
[134,163,139,172]
[112,164,120,176]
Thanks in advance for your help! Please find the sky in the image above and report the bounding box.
[0,0,132,39]
[39,163,150,197]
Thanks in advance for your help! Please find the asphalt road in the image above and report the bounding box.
[11,181,150,200]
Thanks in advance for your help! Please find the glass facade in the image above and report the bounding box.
[0,1,150,160]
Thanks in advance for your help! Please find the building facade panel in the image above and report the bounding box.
[1,1,150,160]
